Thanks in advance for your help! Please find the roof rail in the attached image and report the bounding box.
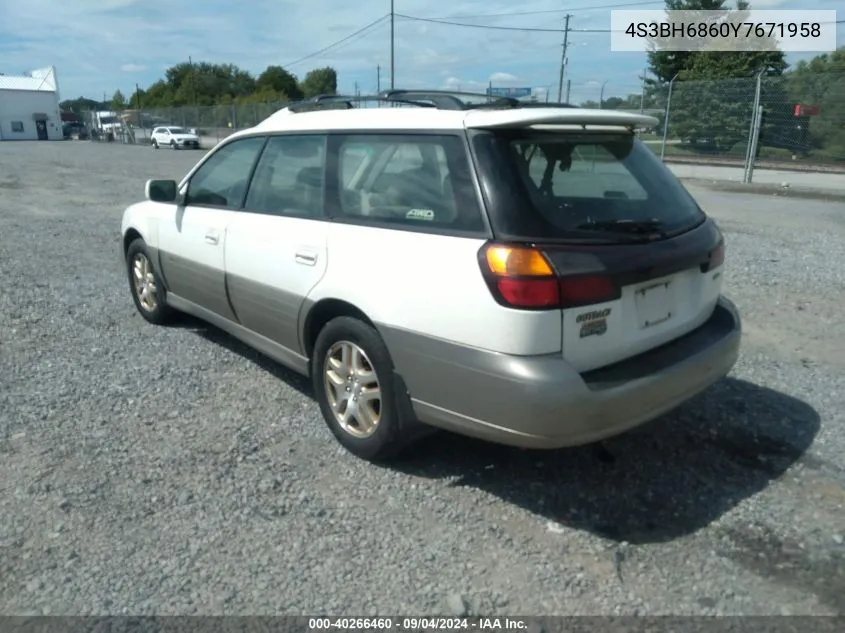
[281,90,561,114]
[286,96,354,113]
[284,93,438,112]
[378,89,520,110]
[518,101,577,109]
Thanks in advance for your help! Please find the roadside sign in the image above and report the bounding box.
[793,104,820,116]
[487,87,532,98]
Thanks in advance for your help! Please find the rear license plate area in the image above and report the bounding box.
[635,280,673,329]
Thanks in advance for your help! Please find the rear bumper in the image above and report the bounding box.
[380,296,742,449]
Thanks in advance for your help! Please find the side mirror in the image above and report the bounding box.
[145,179,177,203]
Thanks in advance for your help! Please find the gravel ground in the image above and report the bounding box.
[1,142,843,617]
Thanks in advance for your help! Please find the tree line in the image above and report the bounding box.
[60,63,338,114]
[59,0,842,162]
[593,0,844,162]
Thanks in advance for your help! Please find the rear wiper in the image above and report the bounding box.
[575,218,668,238]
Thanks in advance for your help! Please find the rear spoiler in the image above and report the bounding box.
[464,108,658,131]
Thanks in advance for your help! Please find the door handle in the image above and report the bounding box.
[205,232,219,245]
[295,250,318,266]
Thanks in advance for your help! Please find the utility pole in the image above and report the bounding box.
[639,66,647,112]
[565,79,571,103]
[556,14,571,103]
[135,83,141,109]
[390,0,395,90]
[188,56,196,106]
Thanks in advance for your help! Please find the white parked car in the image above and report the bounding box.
[121,90,741,462]
[150,126,200,150]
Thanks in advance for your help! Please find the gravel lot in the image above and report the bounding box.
[1,141,843,617]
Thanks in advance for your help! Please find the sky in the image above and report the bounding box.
[0,0,841,105]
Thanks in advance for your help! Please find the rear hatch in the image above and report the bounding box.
[468,110,725,373]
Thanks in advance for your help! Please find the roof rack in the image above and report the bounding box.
[285,96,353,113]
[518,101,577,109]
[281,89,555,114]
[378,89,520,110]
[284,93,438,113]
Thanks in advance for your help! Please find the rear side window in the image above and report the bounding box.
[472,131,705,242]
[332,134,484,232]
[244,135,326,218]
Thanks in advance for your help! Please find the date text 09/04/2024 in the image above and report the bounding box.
[307,618,530,631]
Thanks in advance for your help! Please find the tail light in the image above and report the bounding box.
[478,243,619,310]
[703,241,725,272]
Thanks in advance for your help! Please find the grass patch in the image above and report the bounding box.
[643,139,845,166]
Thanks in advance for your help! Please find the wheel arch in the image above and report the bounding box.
[300,298,378,361]
[123,228,144,259]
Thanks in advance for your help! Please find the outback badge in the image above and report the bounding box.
[577,308,611,338]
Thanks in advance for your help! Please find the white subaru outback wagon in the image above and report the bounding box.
[121,90,741,461]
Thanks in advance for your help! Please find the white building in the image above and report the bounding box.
[0,66,63,141]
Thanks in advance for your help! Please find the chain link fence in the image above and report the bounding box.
[82,101,292,147]
[79,70,843,176]
[647,71,845,173]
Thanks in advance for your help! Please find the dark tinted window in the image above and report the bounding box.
[333,134,484,232]
[244,135,326,217]
[186,136,266,208]
[472,131,705,241]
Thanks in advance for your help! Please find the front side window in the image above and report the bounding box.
[473,131,705,241]
[244,135,326,217]
[334,134,483,232]
[185,136,266,209]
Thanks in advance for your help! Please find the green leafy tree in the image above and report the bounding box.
[647,0,789,151]
[299,67,338,98]
[110,89,127,111]
[60,96,106,112]
[785,47,845,160]
[128,88,146,109]
[646,0,729,84]
[257,66,303,101]
[142,80,172,108]
[75,62,340,130]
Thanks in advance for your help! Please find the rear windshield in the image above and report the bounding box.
[472,130,705,242]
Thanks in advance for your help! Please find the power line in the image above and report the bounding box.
[282,15,389,68]
[396,14,566,32]
[423,1,663,20]
[399,12,844,34]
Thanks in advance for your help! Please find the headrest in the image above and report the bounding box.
[296,166,323,186]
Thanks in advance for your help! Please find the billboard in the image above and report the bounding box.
[486,87,532,98]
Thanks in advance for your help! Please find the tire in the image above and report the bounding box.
[126,238,174,325]
[152,139,159,149]
[312,316,426,461]
[170,140,178,150]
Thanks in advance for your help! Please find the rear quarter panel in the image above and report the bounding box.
[308,223,563,356]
